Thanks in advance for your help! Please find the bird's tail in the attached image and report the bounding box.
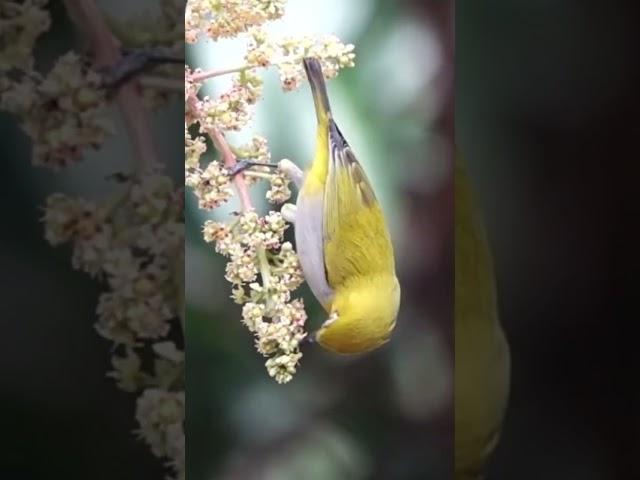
[303,57,332,125]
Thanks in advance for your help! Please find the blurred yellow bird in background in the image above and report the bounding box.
[454,151,510,479]
[272,57,400,354]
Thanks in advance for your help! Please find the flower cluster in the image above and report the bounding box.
[186,0,286,43]
[234,135,271,187]
[107,0,184,48]
[0,0,50,70]
[184,95,293,209]
[266,170,292,204]
[184,33,354,134]
[1,52,112,169]
[237,134,270,162]
[199,70,263,131]
[186,0,355,383]
[43,173,183,341]
[185,124,207,168]
[204,211,307,383]
[3,2,185,478]
[135,387,185,479]
[43,172,185,477]
[246,29,356,91]
[186,160,234,209]
[110,342,184,478]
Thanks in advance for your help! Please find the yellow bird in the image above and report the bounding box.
[263,57,400,354]
[454,151,510,479]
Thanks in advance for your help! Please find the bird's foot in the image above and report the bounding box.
[277,159,304,188]
[322,311,339,328]
[281,203,297,223]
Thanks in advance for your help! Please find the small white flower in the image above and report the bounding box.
[135,388,185,458]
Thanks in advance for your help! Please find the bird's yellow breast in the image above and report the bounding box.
[316,273,400,354]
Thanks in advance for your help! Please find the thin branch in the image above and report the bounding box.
[188,55,308,83]
[190,65,250,82]
[63,0,156,175]
[139,75,183,92]
[243,171,276,180]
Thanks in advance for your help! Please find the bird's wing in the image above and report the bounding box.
[454,151,510,480]
[322,120,395,288]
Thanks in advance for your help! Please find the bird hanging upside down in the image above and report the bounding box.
[234,57,400,354]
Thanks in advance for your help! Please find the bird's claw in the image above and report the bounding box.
[227,159,254,178]
[281,203,297,223]
[322,312,339,328]
[227,159,279,178]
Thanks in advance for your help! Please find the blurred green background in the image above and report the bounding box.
[186,1,454,479]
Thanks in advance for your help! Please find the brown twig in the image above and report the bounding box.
[191,65,250,82]
[139,74,183,91]
[63,0,156,175]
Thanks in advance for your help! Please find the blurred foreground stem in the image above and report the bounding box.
[63,0,157,176]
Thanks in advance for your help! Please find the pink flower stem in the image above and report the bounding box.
[208,127,253,211]
[190,65,250,82]
[63,0,156,176]
[186,94,253,212]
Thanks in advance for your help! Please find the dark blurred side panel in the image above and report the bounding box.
[457,1,640,479]
[0,2,184,479]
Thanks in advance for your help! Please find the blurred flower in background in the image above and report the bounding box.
[1,1,184,478]
[186,0,454,479]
